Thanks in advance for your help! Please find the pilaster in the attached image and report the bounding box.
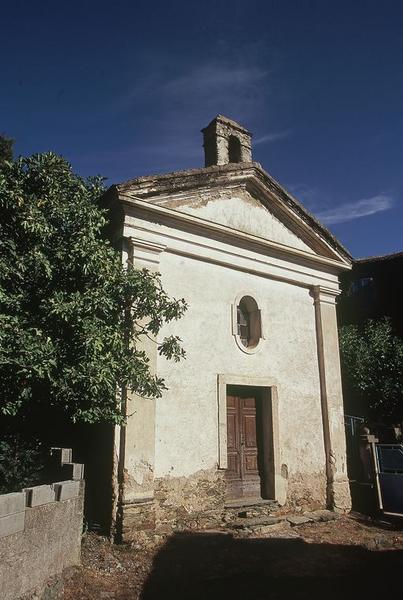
[117,237,165,509]
[312,286,351,511]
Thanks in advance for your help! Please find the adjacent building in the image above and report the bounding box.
[338,251,403,337]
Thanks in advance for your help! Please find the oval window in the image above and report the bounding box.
[236,296,261,349]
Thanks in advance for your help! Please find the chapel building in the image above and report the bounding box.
[103,115,352,540]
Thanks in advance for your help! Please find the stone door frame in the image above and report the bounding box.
[217,374,286,504]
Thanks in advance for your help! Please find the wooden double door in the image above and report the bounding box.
[225,388,263,499]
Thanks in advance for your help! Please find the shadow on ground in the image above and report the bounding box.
[140,530,403,600]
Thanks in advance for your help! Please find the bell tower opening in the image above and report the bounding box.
[228,135,242,163]
[201,115,252,167]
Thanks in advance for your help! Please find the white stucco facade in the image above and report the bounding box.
[106,116,352,537]
[155,250,324,478]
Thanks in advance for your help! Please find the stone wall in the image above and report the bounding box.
[0,448,84,600]
[120,467,331,544]
[154,469,226,531]
[121,468,225,543]
[286,470,327,510]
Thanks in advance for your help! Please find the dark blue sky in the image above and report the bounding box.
[2,1,403,258]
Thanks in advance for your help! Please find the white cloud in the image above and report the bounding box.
[106,44,283,173]
[120,46,276,127]
[316,194,395,225]
[163,64,268,98]
[254,130,291,145]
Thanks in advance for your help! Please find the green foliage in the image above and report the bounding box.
[0,152,187,424]
[0,433,46,494]
[0,134,14,165]
[339,318,403,420]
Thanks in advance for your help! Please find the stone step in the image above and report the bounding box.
[302,510,339,523]
[237,505,278,518]
[224,497,278,509]
[231,515,284,530]
[228,509,340,534]
[222,499,280,523]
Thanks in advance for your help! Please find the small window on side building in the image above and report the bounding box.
[349,276,374,295]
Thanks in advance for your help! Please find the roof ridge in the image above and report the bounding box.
[356,251,403,263]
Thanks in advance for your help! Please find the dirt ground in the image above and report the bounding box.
[63,514,403,600]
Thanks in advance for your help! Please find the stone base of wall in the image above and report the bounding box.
[120,468,331,543]
[121,500,156,545]
[285,470,327,510]
[154,468,226,533]
[332,478,353,512]
[120,468,225,543]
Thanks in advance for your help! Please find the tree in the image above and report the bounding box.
[0,152,187,425]
[339,318,403,421]
[0,134,14,165]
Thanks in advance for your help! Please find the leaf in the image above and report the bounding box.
[0,152,186,424]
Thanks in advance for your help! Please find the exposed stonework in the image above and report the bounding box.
[154,469,226,533]
[120,467,334,543]
[120,469,225,543]
[286,471,327,510]
[201,115,253,167]
[228,509,340,538]
[121,500,156,545]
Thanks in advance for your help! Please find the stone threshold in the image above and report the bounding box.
[224,497,278,509]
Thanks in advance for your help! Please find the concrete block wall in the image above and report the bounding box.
[0,448,85,600]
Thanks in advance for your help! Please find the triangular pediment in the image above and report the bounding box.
[116,163,351,266]
[160,189,314,254]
